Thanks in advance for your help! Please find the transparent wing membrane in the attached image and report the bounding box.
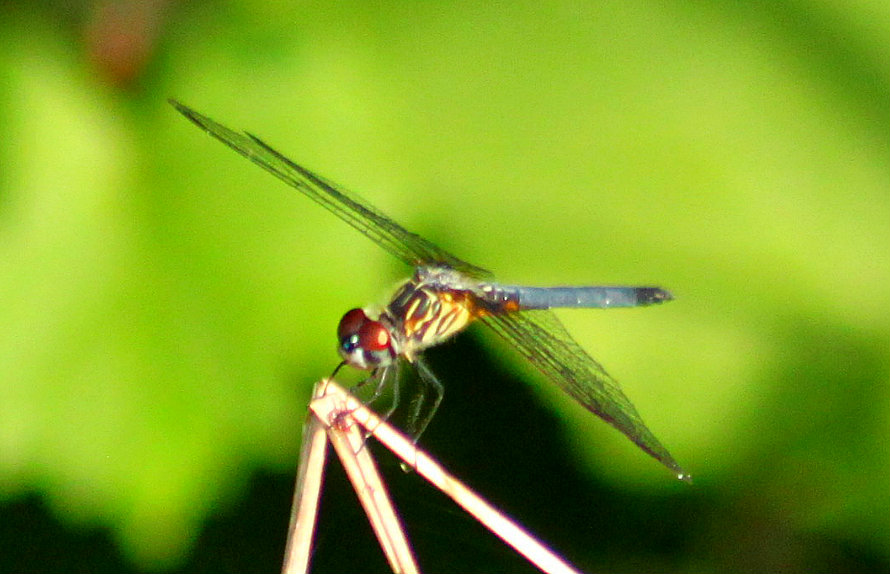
[170,100,491,278]
[481,310,688,479]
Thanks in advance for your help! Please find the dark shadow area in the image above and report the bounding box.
[1,331,886,573]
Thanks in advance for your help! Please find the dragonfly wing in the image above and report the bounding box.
[481,309,688,479]
[170,100,491,278]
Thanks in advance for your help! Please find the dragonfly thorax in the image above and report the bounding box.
[385,270,478,359]
[336,308,400,370]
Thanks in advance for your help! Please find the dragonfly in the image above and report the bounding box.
[170,100,689,481]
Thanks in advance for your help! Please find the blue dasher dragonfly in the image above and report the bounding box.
[170,100,689,481]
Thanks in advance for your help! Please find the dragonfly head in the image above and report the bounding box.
[337,308,397,370]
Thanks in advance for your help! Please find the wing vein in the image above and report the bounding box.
[481,310,685,476]
[170,100,491,277]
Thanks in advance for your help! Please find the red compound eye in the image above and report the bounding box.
[337,308,367,340]
[358,321,391,351]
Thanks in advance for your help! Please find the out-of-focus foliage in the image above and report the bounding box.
[0,0,887,572]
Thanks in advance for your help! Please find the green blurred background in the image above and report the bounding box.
[1,1,887,572]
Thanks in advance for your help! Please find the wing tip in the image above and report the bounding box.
[168,98,194,118]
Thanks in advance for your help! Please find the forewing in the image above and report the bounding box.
[170,100,491,278]
[481,309,687,478]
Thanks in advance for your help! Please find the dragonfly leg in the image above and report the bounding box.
[378,364,400,422]
[407,374,427,434]
[341,365,402,450]
[354,365,402,422]
[408,357,444,442]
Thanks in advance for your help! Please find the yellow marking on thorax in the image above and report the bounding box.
[402,289,476,350]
